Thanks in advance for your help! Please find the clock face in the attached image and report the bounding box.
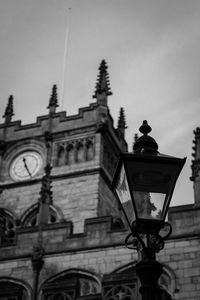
[10,151,43,181]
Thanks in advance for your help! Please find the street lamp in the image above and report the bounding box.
[112,120,186,300]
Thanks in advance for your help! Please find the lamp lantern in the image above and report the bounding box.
[112,120,186,300]
[112,120,186,236]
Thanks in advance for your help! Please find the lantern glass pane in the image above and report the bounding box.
[133,191,166,220]
[115,164,135,227]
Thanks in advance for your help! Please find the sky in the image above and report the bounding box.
[0,0,200,207]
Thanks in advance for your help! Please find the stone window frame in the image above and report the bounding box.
[0,277,32,300]
[20,203,64,228]
[39,269,101,300]
[103,261,177,300]
[0,208,16,247]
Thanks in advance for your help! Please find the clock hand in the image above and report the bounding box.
[22,157,32,178]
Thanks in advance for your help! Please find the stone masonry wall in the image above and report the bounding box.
[0,206,200,299]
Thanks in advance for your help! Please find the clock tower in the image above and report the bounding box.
[0,61,127,232]
[0,60,200,300]
[0,60,129,299]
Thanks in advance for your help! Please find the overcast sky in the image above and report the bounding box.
[0,0,200,207]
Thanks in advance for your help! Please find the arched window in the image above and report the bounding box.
[0,279,30,299]
[21,204,59,228]
[40,270,101,300]
[0,209,16,247]
[102,263,138,300]
[103,262,175,300]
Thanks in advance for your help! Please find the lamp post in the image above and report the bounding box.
[112,120,186,300]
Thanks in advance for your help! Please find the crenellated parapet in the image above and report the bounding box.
[0,206,200,261]
[0,103,125,148]
[0,216,126,260]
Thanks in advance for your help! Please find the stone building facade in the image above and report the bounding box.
[0,60,199,299]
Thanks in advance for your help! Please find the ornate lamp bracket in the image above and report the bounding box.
[125,222,172,260]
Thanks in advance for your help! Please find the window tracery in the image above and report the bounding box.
[47,292,74,300]
[103,285,136,300]
[41,271,100,300]
[103,262,174,300]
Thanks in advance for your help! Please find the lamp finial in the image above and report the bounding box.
[139,120,152,135]
[133,120,158,154]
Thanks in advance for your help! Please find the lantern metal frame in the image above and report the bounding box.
[111,120,186,300]
[111,120,186,259]
[112,152,186,237]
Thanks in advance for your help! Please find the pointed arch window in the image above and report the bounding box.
[41,270,101,300]
[0,209,16,247]
[102,262,174,300]
[0,280,28,300]
[21,205,58,228]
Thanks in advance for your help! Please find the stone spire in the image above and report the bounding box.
[47,84,58,114]
[190,127,200,207]
[3,95,14,123]
[117,107,127,137]
[37,164,53,225]
[93,60,112,106]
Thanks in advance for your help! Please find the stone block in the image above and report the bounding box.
[184,267,200,277]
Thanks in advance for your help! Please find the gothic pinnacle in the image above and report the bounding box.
[39,163,53,204]
[118,107,127,129]
[47,84,58,114]
[3,95,14,123]
[38,163,53,226]
[93,60,112,105]
[117,107,127,137]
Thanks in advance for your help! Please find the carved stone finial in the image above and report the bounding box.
[3,95,14,123]
[47,85,58,114]
[93,60,112,106]
[133,120,158,154]
[117,107,127,137]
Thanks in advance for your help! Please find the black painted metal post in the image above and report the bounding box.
[136,260,163,300]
